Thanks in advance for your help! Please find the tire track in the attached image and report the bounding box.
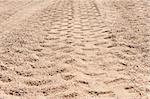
[96,0,150,98]
[0,0,149,98]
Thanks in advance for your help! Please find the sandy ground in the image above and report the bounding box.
[0,0,150,99]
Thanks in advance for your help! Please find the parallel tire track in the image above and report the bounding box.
[0,0,149,98]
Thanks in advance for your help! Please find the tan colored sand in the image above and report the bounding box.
[0,0,149,98]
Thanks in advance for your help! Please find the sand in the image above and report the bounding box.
[0,0,149,98]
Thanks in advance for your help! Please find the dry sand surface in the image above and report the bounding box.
[0,0,150,98]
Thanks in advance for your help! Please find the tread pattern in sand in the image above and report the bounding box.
[0,0,149,98]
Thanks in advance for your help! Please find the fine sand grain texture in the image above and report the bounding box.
[0,0,149,99]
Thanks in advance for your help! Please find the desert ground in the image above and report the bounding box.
[0,0,149,99]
